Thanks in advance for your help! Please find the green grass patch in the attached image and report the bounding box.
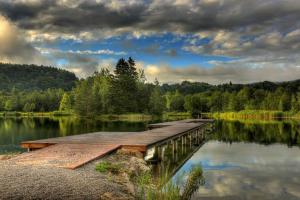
[52,111,74,116]
[212,110,300,120]
[96,114,153,121]
[163,112,192,121]
[164,112,191,117]
[136,166,204,200]
[95,161,122,174]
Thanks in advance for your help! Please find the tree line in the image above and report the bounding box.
[0,88,64,112]
[165,87,300,115]
[1,58,300,116]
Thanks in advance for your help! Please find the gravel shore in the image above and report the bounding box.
[0,153,140,200]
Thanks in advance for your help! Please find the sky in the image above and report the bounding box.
[0,0,299,84]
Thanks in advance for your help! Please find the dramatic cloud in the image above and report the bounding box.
[143,61,300,84]
[0,15,47,64]
[1,0,299,41]
[0,0,299,83]
[37,49,118,78]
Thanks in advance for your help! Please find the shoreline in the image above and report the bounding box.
[2,110,300,121]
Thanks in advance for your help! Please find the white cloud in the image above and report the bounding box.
[138,57,300,84]
[36,47,126,56]
[0,15,48,65]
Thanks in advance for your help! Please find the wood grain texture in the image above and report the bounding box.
[16,119,213,169]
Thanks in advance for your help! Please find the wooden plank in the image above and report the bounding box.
[16,119,212,169]
[12,144,120,169]
[20,143,53,149]
[121,145,147,153]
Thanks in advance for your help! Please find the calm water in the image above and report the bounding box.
[173,120,300,200]
[1,117,300,199]
[0,117,150,153]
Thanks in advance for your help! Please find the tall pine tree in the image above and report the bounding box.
[110,58,139,113]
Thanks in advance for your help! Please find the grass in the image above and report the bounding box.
[0,112,152,122]
[0,111,73,118]
[164,112,191,117]
[181,166,205,200]
[95,157,204,200]
[96,113,153,121]
[0,111,192,121]
[95,161,122,174]
[212,110,300,120]
[162,112,192,122]
[52,111,74,116]
[135,166,204,200]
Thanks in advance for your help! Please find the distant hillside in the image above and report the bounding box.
[161,79,300,94]
[0,63,78,91]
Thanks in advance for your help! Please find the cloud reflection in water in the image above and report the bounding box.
[174,141,300,200]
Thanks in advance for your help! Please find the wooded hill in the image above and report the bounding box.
[161,79,300,95]
[0,63,78,91]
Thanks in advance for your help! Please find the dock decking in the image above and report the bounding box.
[15,119,213,169]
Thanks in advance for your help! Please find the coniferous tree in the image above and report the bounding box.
[110,58,139,113]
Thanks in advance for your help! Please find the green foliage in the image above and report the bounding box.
[71,58,165,116]
[73,79,97,116]
[169,91,185,112]
[3,59,300,116]
[0,88,64,112]
[59,93,72,111]
[140,166,204,200]
[95,161,122,174]
[181,166,205,200]
[213,110,287,120]
[23,103,35,112]
[0,63,77,91]
[4,100,14,111]
[146,182,181,200]
[110,58,139,113]
[149,80,165,115]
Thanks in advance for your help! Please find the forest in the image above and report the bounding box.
[0,63,77,91]
[1,59,300,116]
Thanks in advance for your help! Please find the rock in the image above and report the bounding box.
[129,157,150,174]
[116,149,144,158]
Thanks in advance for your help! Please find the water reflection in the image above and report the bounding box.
[151,131,205,178]
[172,120,300,199]
[211,120,300,147]
[0,117,148,153]
[182,142,300,199]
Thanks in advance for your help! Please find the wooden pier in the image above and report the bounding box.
[15,119,214,169]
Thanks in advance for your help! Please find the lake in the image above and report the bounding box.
[0,117,150,153]
[1,117,300,199]
[173,120,300,199]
